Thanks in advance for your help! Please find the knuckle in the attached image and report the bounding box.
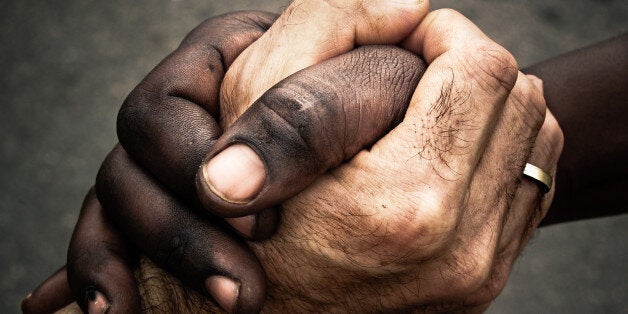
[188,11,275,45]
[257,82,344,167]
[464,253,512,306]
[423,8,518,92]
[319,0,377,13]
[430,8,466,22]
[416,8,464,51]
[510,74,547,132]
[463,279,506,306]
[94,145,126,210]
[219,10,277,30]
[536,114,565,163]
[417,199,458,248]
[446,248,493,296]
[117,86,157,146]
[546,116,565,152]
[467,43,519,93]
[480,272,509,303]
[381,194,459,257]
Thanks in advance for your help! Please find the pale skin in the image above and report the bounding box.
[30,0,628,312]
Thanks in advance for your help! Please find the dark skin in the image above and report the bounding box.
[22,12,627,314]
[526,33,628,225]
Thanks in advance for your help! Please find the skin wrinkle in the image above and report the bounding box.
[347,61,362,155]
[288,169,430,280]
[259,93,334,177]
[220,1,427,126]
[272,184,404,302]
[477,48,519,93]
[506,78,546,134]
[313,89,342,163]
[283,79,346,164]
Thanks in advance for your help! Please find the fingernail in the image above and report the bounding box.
[225,215,257,238]
[203,144,266,203]
[20,292,32,311]
[206,275,240,313]
[86,289,110,314]
[23,292,32,301]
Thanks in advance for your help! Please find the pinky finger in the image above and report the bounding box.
[21,266,74,314]
[499,108,564,254]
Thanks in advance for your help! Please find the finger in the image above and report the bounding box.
[434,72,548,302]
[458,72,547,250]
[411,72,547,303]
[117,12,279,239]
[21,266,74,314]
[65,188,141,313]
[499,109,564,253]
[96,145,266,314]
[466,110,563,306]
[221,0,430,124]
[195,46,427,217]
[375,9,521,205]
[117,11,276,203]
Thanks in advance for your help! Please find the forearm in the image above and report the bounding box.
[524,33,628,225]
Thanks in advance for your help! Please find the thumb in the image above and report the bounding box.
[197,45,426,217]
[221,0,430,125]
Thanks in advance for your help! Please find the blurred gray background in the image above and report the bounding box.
[1,0,626,313]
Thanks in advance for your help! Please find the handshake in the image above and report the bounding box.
[24,0,581,313]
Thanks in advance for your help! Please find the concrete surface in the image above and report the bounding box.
[1,0,626,313]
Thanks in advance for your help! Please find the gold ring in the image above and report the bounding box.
[523,163,552,193]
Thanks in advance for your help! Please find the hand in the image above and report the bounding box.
[69,9,561,312]
[33,8,562,314]
[193,9,563,311]
[22,1,431,313]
